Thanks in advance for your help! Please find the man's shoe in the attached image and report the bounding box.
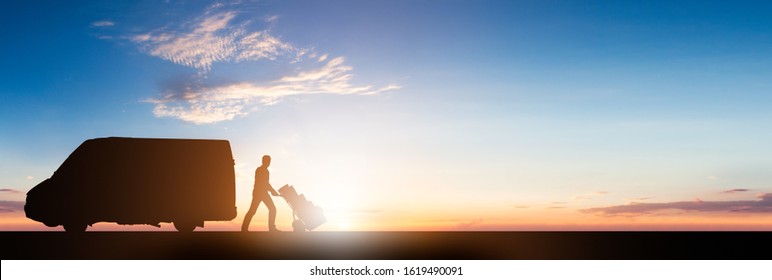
[269,226,282,232]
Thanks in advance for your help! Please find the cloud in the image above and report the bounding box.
[581,193,772,216]
[0,201,25,213]
[147,56,400,124]
[91,20,114,27]
[25,176,34,180]
[721,188,751,194]
[452,219,483,230]
[572,191,608,201]
[133,8,400,124]
[133,11,296,72]
[0,189,21,194]
[265,15,279,23]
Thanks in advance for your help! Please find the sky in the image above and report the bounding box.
[1,0,771,231]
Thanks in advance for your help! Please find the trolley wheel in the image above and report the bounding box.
[292,220,305,232]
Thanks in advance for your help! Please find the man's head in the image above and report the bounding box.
[262,155,271,167]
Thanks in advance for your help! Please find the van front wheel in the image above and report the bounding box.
[174,221,196,233]
[64,223,87,233]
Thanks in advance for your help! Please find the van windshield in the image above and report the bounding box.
[54,141,92,178]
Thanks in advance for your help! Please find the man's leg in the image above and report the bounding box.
[264,196,278,231]
[241,197,261,232]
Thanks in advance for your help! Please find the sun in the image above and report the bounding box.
[338,221,351,230]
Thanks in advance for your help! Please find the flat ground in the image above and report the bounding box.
[1,231,769,259]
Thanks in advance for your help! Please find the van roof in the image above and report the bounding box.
[56,137,233,175]
[98,137,228,142]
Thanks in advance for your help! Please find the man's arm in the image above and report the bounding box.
[266,169,279,196]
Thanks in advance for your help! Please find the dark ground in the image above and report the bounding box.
[1,231,769,260]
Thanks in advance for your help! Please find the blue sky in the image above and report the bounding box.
[2,0,772,230]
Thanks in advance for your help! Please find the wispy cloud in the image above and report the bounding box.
[452,218,483,230]
[133,11,296,72]
[572,191,608,201]
[264,15,279,24]
[0,189,21,194]
[91,20,114,27]
[147,56,400,124]
[581,193,772,216]
[0,201,25,213]
[721,188,751,194]
[132,8,399,124]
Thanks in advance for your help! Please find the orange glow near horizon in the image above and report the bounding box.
[4,209,772,232]
[5,150,771,232]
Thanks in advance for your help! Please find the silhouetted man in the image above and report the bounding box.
[241,155,281,232]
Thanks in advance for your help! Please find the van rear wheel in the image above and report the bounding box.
[174,221,196,232]
[64,223,87,233]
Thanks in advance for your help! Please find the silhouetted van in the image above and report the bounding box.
[25,137,237,232]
